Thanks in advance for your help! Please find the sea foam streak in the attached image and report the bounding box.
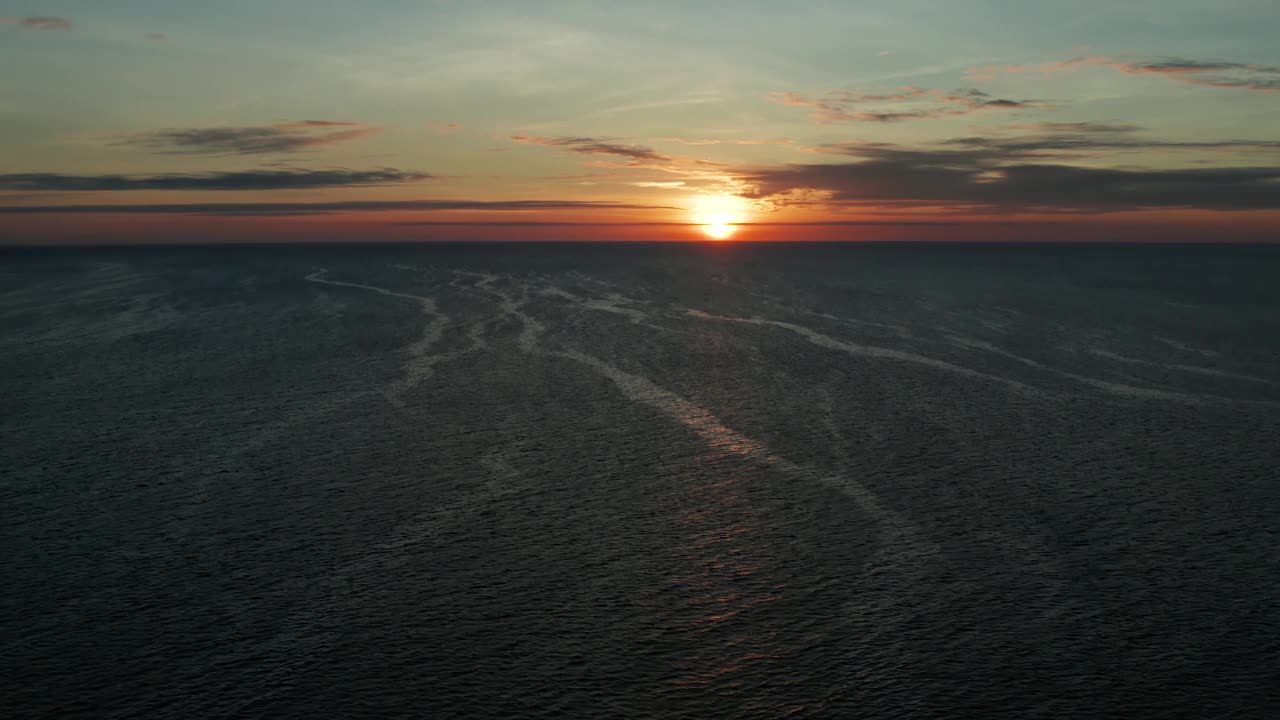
[558,349,934,560]
[306,269,450,408]
[453,271,545,352]
[687,309,1040,396]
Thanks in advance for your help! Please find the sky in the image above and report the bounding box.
[1,0,1278,244]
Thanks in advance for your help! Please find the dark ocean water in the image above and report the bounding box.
[3,243,1279,719]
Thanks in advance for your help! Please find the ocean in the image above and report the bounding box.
[3,242,1278,718]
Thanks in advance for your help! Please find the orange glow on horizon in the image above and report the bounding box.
[691,194,751,241]
[701,216,737,240]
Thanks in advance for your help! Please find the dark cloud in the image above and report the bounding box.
[6,16,73,30]
[808,123,1280,161]
[511,135,672,163]
[736,141,1280,212]
[0,169,431,192]
[941,125,1280,156]
[988,122,1143,134]
[1111,59,1280,91]
[770,87,1044,124]
[0,200,675,217]
[275,120,365,129]
[120,122,380,155]
[970,56,1280,92]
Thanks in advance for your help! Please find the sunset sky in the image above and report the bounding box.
[2,1,1278,243]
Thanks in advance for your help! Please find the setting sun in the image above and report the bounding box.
[692,194,750,241]
[701,214,736,240]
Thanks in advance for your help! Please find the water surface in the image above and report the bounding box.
[3,243,1278,718]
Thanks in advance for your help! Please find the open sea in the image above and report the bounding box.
[3,242,1278,719]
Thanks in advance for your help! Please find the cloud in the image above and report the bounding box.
[119,122,381,155]
[805,123,1280,162]
[588,95,723,116]
[271,120,364,129]
[511,135,671,163]
[968,56,1280,92]
[146,32,167,41]
[426,121,461,133]
[770,87,1045,124]
[0,169,431,192]
[984,122,1142,134]
[941,124,1280,157]
[662,137,721,146]
[4,16,73,30]
[735,140,1280,213]
[0,199,675,216]
[511,134,743,195]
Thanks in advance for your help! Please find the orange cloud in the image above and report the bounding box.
[5,16,73,30]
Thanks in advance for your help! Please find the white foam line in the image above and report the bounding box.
[1091,349,1277,387]
[464,317,490,351]
[560,347,944,627]
[560,349,920,535]
[537,284,651,324]
[1155,336,1219,358]
[1168,363,1276,385]
[539,287,578,301]
[453,271,543,352]
[511,290,544,353]
[306,269,452,408]
[812,311,910,335]
[949,335,1055,371]
[452,270,500,290]
[306,269,428,303]
[689,310,1039,396]
[949,334,1272,405]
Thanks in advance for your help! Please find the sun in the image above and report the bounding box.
[702,214,736,240]
[691,194,749,241]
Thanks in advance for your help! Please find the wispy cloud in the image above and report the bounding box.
[119,122,381,155]
[146,32,167,41]
[770,87,1045,124]
[510,134,747,196]
[633,181,686,188]
[943,129,1280,156]
[981,122,1143,135]
[0,169,431,192]
[426,121,461,133]
[588,94,723,117]
[968,56,1280,92]
[736,139,1280,213]
[662,137,721,146]
[0,199,674,216]
[2,16,73,30]
[511,135,672,163]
